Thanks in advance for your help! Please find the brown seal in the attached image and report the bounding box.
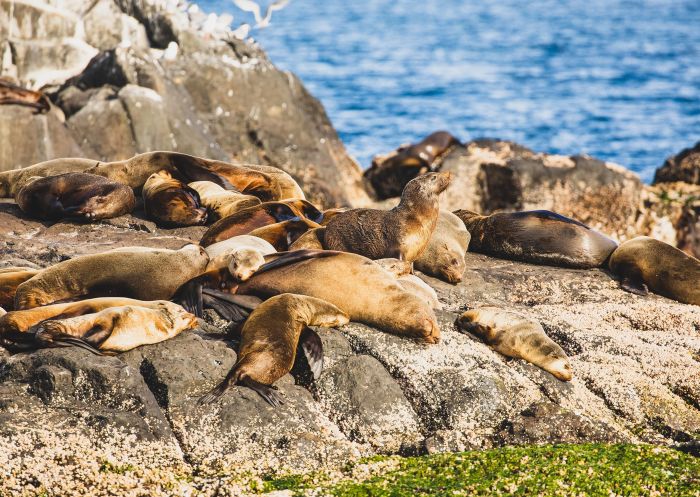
[16,173,135,221]
[200,200,324,246]
[235,250,440,342]
[455,307,573,381]
[288,228,325,251]
[248,219,322,251]
[142,170,208,227]
[200,293,349,406]
[0,78,50,114]
[14,244,209,310]
[0,268,40,310]
[323,172,452,261]
[454,209,618,269]
[188,180,261,220]
[608,236,700,305]
[320,208,349,226]
[364,131,460,199]
[415,210,470,283]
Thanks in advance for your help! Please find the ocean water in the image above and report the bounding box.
[198,0,700,181]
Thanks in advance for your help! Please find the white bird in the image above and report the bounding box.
[232,0,290,29]
[230,23,251,40]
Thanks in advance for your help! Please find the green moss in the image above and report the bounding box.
[98,460,136,475]
[263,444,700,497]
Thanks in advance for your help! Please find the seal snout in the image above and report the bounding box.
[546,357,573,382]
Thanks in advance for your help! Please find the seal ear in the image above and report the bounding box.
[620,276,649,296]
[299,326,324,380]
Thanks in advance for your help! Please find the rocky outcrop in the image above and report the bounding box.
[1,201,699,494]
[654,141,700,185]
[0,0,370,208]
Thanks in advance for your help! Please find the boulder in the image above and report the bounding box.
[654,141,700,185]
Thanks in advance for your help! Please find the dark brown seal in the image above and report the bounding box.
[608,236,700,305]
[454,209,618,268]
[364,131,460,199]
[142,170,208,227]
[323,172,452,261]
[16,173,135,221]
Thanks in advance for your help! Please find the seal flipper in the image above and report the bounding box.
[256,249,340,276]
[620,276,649,296]
[299,326,324,380]
[202,293,250,324]
[31,326,104,355]
[169,153,237,191]
[172,278,204,317]
[241,377,284,407]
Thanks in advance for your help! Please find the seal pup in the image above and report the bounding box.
[415,210,470,283]
[0,78,50,113]
[16,173,135,221]
[205,235,276,271]
[454,209,618,269]
[200,200,323,246]
[143,170,208,227]
[188,180,261,220]
[14,244,209,309]
[0,268,41,310]
[323,172,452,261]
[455,307,572,381]
[200,293,349,406]
[28,302,197,354]
[248,219,322,251]
[608,236,700,306]
[236,250,440,342]
[364,131,460,199]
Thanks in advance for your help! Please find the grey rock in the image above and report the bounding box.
[654,141,700,185]
[83,0,149,51]
[118,84,176,152]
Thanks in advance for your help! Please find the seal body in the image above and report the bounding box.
[202,293,349,405]
[248,219,322,251]
[188,181,261,220]
[454,209,618,268]
[455,307,572,381]
[288,228,325,251]
[143,170,208,227]
[0,268,41,310]
[205,235,276,272]
[16,173,135,221]
[415,210,470,283]
[323,172,452,261]
[365,131,459,199]
[200,200,323,246]
[397,274,441,310]
[608,236,700,305]
[14,244,209,309]
[236,251,440,342]
[0,79,50,113]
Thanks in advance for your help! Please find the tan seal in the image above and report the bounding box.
[454,209,618,268]
[200,293,349,406]
[415,210,470,283]
[0,268,41,310]
[322,172,452,261]
[14,244,209,310]
[16,173,135,221]
[248,219,322,251]
[455,307,572,381]
[608,236,700,305]
[397,274,441,310]
[188,180,261,220]
[205,235,276,272]
[143,170,208,227]
[0,78,50,113]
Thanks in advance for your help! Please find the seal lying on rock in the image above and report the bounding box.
[414,210,470,283]
[14,245,209,309]
[188,181,261,220]
[455,307,573,381]
[0,268,41,310]
[205,235,276,271]
[143,170,208,227]
[0,78,50,113]
[201,293,349,406]
[16,173,135,222]
[322,172,452,261]
[200,200,324,246]
[248,219,322,251]
[454,209,618,269]
[397,274,441,310]
[364,131,460,199]
[608,236,700,306]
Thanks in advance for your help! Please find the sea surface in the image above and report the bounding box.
[198,0,700,181]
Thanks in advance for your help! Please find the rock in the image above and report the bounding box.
[0,0,80,41]
[118,84,176,152]
[82,0,149,51]
[654,141,700,185]
[9,38,98,88]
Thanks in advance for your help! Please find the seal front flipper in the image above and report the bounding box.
[299,326,324,380]
[202,293,250,324]
[620,276,649,296]
[256,249,340,275]
[31,325,104,355]
[169,153,236,191]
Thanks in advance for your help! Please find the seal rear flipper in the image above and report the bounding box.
[256,249,340,275]
[173,278,204,317]
[202,293,250,324]
[241,377,284,407]
[32,329,104,355]
[620,276,649,296]
[299,326,324,381]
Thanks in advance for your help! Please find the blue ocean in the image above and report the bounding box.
[198,0,700,182]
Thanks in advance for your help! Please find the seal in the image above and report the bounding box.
[397,274,441,310]
[453,209,618,269]
[14,244,209,310]
[0,151,304,201]
[0,268,41,310]
[236,250,440,342]
[320,208,348,226]
[455,307,572,381]
[248,219,322,251]
[608,236,700,305]
[200,293,349,406]
[142,170,208,227]
[322,172,452,261]
[188,180,261,220]
[16,173,135,221]
[364,131,460,199]
[200,200,324,246]
[205,235,276,271]
[0,78,50,113]
[288,228,325,251]
[415,210,470,283]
